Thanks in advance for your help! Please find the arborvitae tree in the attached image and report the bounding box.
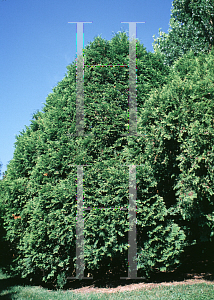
[126,48,214,259]
[153,0,214,66]
[0,31,187,288]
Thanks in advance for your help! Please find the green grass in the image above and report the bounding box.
[1,269,214,300]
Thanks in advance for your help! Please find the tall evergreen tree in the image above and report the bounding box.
[0,31,188,288]
[130,47,214,251]
[153,0,214,66]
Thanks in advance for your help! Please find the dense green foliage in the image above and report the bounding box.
[128,47,214,246]
[0,31,214,289]
[153,0,214,66]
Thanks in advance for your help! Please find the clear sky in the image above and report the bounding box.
[0,0,173,179]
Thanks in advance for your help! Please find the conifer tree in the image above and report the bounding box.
[130,47,214,250]
[0,31,187,288]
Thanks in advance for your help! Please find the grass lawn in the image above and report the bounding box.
[1,268,214,300]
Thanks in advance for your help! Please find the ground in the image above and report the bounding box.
[65,256,214,294]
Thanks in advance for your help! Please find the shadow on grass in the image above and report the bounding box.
[0,274,28,300]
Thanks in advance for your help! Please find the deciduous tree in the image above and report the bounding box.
[153,0,214,66]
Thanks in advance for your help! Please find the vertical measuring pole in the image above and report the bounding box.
[129,23,137,136]
[68,22,92,136]
[120,164,145,279]
[75,165,84,278]
[76,23,84,136]
[67,21,93,280]
[67,164,93,280]
[121,22,145,137]
[128,164,137,278]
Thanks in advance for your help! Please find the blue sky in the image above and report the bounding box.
[0,0,173,178]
